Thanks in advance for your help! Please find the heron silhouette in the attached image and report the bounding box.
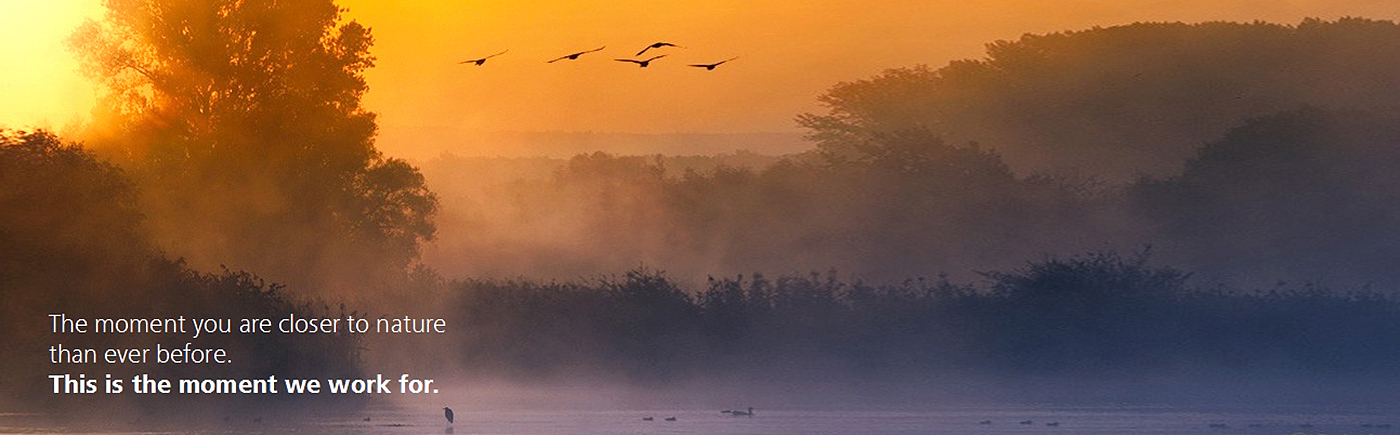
[443,407,454,424]
[688,57,738,70]
[459,50,507,66]
[637,42,683,56]
[615,55,666,67]
[548,46,606,63]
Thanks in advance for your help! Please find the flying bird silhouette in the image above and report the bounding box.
[459,50,507,66]
[547,46,606,63]
[688,57,738,70]
[615,55,666,67]
[637,42,683,56]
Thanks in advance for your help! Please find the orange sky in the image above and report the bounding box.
[3,0,1400,158]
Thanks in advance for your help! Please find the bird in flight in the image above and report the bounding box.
[615,55,666,67]
[688,57,738,70]
[548,46,606,63]
[637,42,683,56]
[459,50,508,66]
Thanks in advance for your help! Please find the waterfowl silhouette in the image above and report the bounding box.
[978,420,992,425]
[642,417,654,421]
[730,407,754,417]
[688,57,738,70]
[637,42,682,56]
[615,55,666,67]
[548,46,606,63]
[664,416,677,421]
[444,407,454,424]
[459,50,507,66]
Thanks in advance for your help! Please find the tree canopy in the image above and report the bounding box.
[1131,107,1400,287]
[70,0,436,293]
[799,18,1400,180]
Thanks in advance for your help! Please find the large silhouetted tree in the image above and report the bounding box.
[70,0,436,292]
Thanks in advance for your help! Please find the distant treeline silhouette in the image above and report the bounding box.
[426,106,1400,289]
[799,18,1400,181]
[449,252,1400,383]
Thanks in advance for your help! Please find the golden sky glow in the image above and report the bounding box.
[4,0,1400,157]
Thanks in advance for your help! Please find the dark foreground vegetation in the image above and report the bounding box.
[0,131,363,413]
[451,253,1400,384]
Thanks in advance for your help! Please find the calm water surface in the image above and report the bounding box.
[3,405,1398,434]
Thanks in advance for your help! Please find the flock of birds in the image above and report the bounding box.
[458,41,738,70]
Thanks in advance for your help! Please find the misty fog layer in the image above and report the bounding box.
[423,107,1400,290]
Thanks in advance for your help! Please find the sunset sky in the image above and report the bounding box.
[3,0,1400,158]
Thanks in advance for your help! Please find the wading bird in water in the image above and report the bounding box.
[615,55,666,67]
[547,46,606,63]
[459,50,507,66]
[689,57,738,70]
[637,42,683,56]
[444,407,454,424]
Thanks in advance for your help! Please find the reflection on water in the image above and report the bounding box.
[3,405,1399,434]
